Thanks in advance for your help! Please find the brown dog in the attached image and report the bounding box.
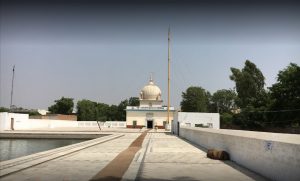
[207,149,230,160]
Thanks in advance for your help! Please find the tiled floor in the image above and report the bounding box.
[1,132,267,181]
[0,133,140,181]
[134,133,267,181]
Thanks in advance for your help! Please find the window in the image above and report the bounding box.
[195,124,209,128]
[195,124,204,127]
[133,120,137,128]
[185,123,191,127]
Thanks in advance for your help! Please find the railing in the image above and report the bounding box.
[77,121,126,128]
[126,106,175,111]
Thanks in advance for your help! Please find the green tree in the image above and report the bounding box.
[220,112,234,128]
[77,99,97,121]
[0,107,9,112]
[95,103,110,121]
[230,60,266,108]
[117,99,129,121]
[114,97,139,121]
[77,100,111,121]
[76,97,138,121]
[181,86,210,112]
[269,63,300,126]
[229,60,271,128]
[108,105,118,121]
[211,89,237,113]
[48,97,74,114]
[128,97,139,106]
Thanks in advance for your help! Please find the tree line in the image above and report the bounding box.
[180,60,300,130]
[48,97,139,121]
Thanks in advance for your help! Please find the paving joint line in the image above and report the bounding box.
[134,132,153,181]
[90,131,148,181]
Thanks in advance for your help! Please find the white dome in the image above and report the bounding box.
[140,78,162,100]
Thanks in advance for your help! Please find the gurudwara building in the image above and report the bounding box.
[126,77,175,129]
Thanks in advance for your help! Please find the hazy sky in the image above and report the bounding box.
[1,0,300,109]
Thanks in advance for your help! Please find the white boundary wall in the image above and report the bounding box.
[0,112,126,131]
[173,112,220,135]
[180,127,300,181]
[0,112,29,130]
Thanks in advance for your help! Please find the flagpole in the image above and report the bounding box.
[10,65,15,110]
[167,27,170,125]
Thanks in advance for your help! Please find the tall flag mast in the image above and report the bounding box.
[10,65,15,110]
[167,27,171,124]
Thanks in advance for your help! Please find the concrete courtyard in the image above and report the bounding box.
[0,130,267,181]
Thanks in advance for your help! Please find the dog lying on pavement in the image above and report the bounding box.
[207,149,230,160]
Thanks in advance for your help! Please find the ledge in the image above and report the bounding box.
[181,127,300,144]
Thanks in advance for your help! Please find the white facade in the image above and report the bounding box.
[126,106,175,129]
[173,112,220,135]
[0,112,29,131]
[37,109,49,115]
[0,112,126,131]
[126,77,175,129]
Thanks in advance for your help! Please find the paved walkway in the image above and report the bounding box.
[0,133,140,181]
[0,132,267,181]
[126,132,267,181]
[91,131,148,181]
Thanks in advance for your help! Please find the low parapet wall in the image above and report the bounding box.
[11,120,126,130]
[179,127,300,181]
[0,112,126,131]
